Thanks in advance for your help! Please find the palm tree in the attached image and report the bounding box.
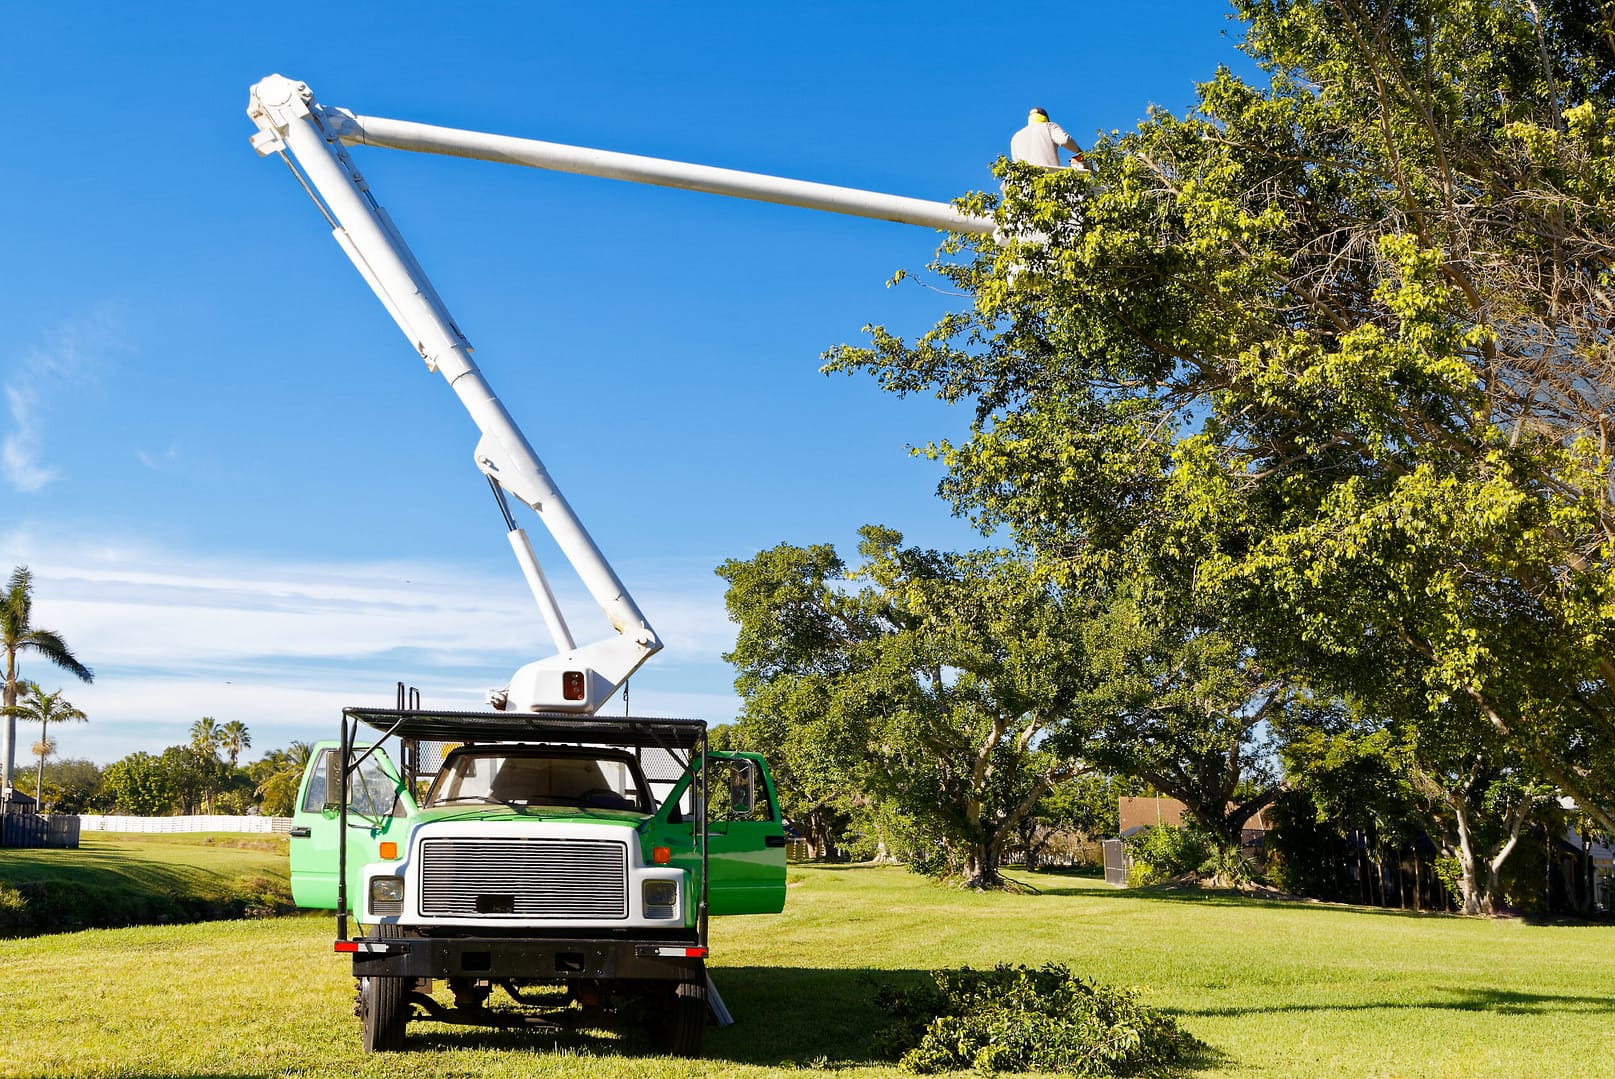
[2,566,93,797]
[29,737,56,805]
[254,740,314,817]
[3,682,87,812]
[189,715,223,759]
[189,716,225,813]
[219,720,252,768]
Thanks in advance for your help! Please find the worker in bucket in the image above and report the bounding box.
[1010,107,1088,172]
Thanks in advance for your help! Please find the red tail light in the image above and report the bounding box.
[562,670,586,700]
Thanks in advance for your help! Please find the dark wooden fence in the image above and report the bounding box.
[0,813,80,849]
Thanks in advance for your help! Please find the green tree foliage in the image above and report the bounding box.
[720,528,1093,887]
[38,758,105,814]
[100,752,180,816]
[1285,699,1554,913]
[185,717,232,813]
[1,566,92,794]
[827,0,1615,835]
[218,720,251,768]
[250,742,312,817]
[2,682,87,813]
[161,744,236,816]
[189,716,222,759]
[712,704,859,861]
[1014,773,1132,871]
[1076,597,1291,852]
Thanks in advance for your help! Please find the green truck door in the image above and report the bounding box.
[289,742,415,911]
[701,753,788,916]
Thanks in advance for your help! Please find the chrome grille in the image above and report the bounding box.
[418,837,628,919]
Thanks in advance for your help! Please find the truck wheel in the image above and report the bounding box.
[360,925,409,1052]
[658,978,707,1058]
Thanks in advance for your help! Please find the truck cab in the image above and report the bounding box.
[290,707,786,1055]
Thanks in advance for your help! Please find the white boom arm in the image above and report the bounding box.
[246,74,987,714]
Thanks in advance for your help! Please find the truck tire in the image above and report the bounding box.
[359,925,409,1052]
[658,978,707,1058]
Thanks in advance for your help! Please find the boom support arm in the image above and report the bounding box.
[248,75,658,713]
[246,74,988,715]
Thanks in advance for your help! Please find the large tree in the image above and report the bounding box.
[100,751,179,816]
[1285,693,1555,914]
[1,566,92,796]
[720,529,1094,887]
[34,758,104,814]
[828,0,1615,832]
[1076,598,1292,853]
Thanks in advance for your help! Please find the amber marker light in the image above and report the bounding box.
[380,842,398,859]
[652,846,671,864]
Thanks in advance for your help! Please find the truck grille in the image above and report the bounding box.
[418,837,629,919]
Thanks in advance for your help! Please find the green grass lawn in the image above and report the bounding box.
[1,863,1610,1077]
[0,832,292,935]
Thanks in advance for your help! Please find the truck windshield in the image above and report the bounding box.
[424,749,651,813]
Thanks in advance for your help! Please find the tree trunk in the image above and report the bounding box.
[1018,818,1040,873]
[35,716,49,812]
[1453,801,1487,916]
[1353,833,1367,904]
[963,842,1004,889]
[2,651,17,793]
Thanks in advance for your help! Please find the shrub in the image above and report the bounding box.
[1197,843,1256,887]
[869,963,1204,1075]
[1124,825,1211,886]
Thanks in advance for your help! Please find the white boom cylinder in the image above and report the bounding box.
[334,112,997,236]
[248,76,660,712]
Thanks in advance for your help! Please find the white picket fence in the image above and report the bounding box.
[77,814,294,834]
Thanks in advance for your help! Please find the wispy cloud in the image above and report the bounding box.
[2,384,58,492]
[3,311,121,493]
[3,536,742,763]
[135,445,179,471]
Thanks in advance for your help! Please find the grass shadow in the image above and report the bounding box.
[397,965,1222,1074]
[1180,984,1615,1019]
[395,967,906,1065]
[1022,878,1463,920]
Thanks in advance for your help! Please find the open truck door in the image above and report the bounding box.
[657,750,787,916]
[289,741,416,910]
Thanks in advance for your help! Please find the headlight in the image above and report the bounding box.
[370,877,404,906]
[642,879,678,918]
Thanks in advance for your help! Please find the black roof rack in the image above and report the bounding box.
[342,707,708,750]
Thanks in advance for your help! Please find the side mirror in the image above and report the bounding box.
[728,761,756,818]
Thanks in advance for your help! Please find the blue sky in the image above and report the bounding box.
[3,1,1253,766]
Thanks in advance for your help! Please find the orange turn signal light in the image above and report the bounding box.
[652,846,671,865]
[379,841,398,860]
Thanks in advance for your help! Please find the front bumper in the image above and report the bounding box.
[347,934,705,982]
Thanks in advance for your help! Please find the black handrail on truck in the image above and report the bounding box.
[333,705,713,949]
